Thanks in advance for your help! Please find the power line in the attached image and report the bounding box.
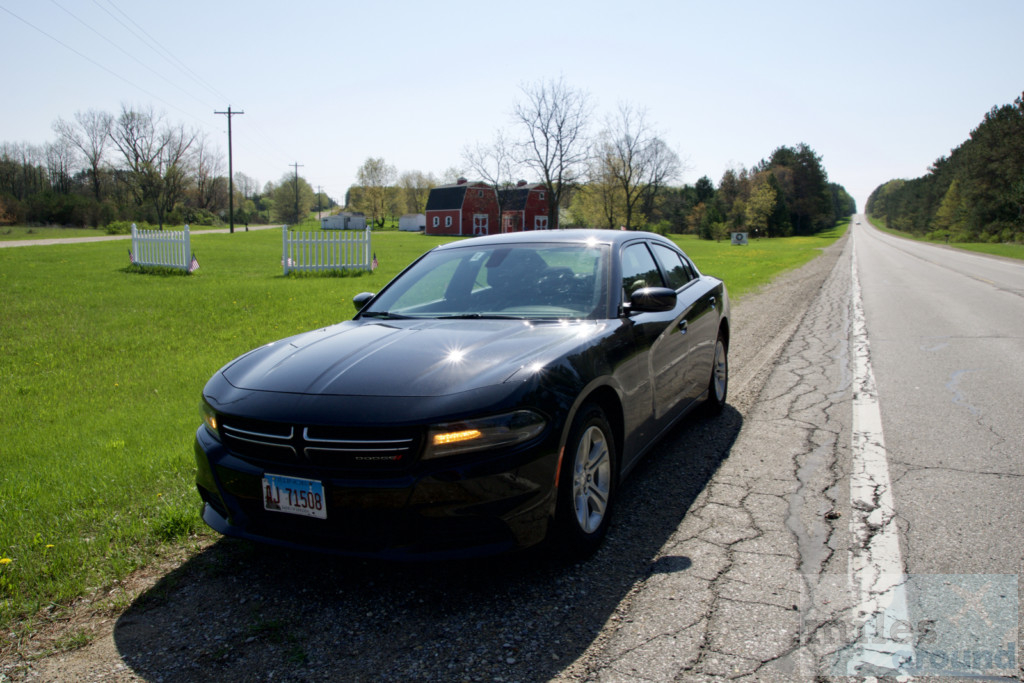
[48,0,216,112]
[92,0,230,105]
[0,3,195,123]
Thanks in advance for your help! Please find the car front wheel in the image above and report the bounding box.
[706,332,728,414]
[553,402,616,558]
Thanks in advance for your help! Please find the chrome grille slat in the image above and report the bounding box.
[220,419,422,471]
[224,432,298,455]
[223,425,294,441]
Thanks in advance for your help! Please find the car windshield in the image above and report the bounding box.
[363,242,611,320]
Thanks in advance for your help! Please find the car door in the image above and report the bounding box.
[619,242,690,451]
[650,243,719,408]
[681,276,721,404]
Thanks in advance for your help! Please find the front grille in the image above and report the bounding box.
[220,417,422,472]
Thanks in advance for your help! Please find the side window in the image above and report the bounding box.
[620,243,663,300]
[651,243,695,290]
[445,216,452,228]
[432,216,439,227]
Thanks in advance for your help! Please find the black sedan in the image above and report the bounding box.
[195,229,729,559]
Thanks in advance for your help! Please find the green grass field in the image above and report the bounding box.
[0,222,845,631]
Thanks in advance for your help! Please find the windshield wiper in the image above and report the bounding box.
[434,313,522,320]
[360,311,411,319]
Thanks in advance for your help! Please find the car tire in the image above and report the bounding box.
[705,331,728,415]
[552,402,616,558]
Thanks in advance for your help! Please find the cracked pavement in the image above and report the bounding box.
[572,232,857,682]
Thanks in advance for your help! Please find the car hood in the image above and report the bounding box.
[221,318,607,398]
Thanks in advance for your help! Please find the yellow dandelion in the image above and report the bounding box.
[45,544,55,549]
[0,558,11,565]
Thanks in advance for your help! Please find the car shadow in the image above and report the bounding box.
[113,405,742,682]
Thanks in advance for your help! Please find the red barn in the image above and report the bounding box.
[499,181,550,232]
[425,179,499,236]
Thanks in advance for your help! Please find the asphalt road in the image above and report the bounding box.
[849,219,1023,679]
[854,217,1024,576]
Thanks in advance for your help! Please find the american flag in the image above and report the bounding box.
[372,253,378,271]
[128,248,136,265]
[189,252,200,273]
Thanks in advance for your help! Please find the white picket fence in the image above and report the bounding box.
[131,224,191,270]
[282,226,372,274]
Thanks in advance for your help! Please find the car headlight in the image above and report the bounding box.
[200,401,221,441]
[424,410,546,459]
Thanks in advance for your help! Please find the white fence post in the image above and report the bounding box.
[281,226,372,274]
[130,223,191,271]
[282,225,290,275]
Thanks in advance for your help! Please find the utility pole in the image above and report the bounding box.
[290,162,304,224]
[214,106,244,233]
[317,185,322,221]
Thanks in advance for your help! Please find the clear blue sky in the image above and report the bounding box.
[3,0,1021,212]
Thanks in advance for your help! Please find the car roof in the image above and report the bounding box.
[432,229,676,251]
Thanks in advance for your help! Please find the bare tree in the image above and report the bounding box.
[45,137,77,195]
[598,104,681,230]
[233,171,259,199]
[52,109,113,200]
[512,77,593,229]
[440,166,467,185]
[1,142,47,200]
[109,104,198,229]
[462,130,520,219]
[192,133,226,211]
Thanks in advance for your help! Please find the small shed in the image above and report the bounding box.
[399,213,426,232]
[322,212,367,230]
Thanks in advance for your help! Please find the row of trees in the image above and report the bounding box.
[343,79,853,237]
[867,93,1024,243]
[0,105,337,230]
[573,142,854,238]
[1,79,853,237]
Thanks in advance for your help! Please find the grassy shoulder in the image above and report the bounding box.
[0,224,845,636]
[866,215,1024,261]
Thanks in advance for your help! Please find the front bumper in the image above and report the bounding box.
[194,425,560,560]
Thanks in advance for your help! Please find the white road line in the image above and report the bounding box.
[847,236,914,677]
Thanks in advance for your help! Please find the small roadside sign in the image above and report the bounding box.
[731,232,749,246]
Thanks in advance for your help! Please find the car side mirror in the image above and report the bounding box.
[352,292,375,311]
[628,287,677,313]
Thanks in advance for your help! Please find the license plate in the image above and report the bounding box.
[262,474,326,519]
